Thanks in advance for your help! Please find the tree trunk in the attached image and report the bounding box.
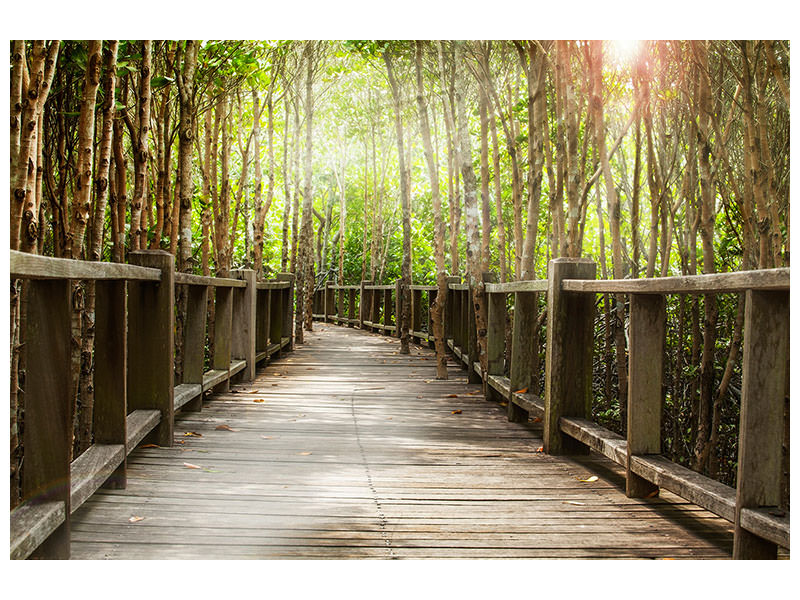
[128,41,152,252]
[415,40,448,379]
[384,48,412,355]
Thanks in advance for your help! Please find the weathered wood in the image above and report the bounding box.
[231,269,257,382]
[359,280,370,328]
[128,251,174,449]
[559,417,628,466]
[451,287,463,354]
[174,383,203,411]
[509,291,538,422]
[738,507,790,549]
[734,289,789,558]
[371,284,382,333]
[626,294,664,498]
[182,284,208,412]
[324,282,335,322]
[94,280,128,488]
[394,279,403,338]
[10,501,65,560]
[174,272,246,287]
[349,287,357,329]
[10,249,160,281]
[544,258,596,454]
[486,280,549,294]
[21,279,72,559]
[269,288,283,357]
[443,275,460,342]
[70,444,126,513]
[466,288,481,384]
[560,267,789,295]
[426,289,437,349]
[213,285,233,376]
[383,288,393,331]
[256,280,291,290]
[275,273,295,350]
[411,288,422,343]
[255,289,270,355]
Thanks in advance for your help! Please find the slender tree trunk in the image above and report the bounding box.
[128,41,152,252]
[487,92,507,282]
[415,40,448,379]
[478,74,491,272]
[384,49,412,355]
[281,99,292,272]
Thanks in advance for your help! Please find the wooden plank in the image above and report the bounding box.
[21,278,72,558]
[626,294,664,498]
[10,501,66,560]
[256,281,291,290]
[70,444,125,513]
[203,369,229,391]
[734,289,789,559]
[561,267,789,294]
[93,280,128,488]
[738,507,789,549]
[174,272,246,287]
[512,393,544,418]
[231,269,257,381]
[629,455,736,522]
[128,251,174,448]
[10,249,161,281]
[174,383,203,411]
[544,258,595,454]
[486,280,548,294]
[509,290,538,422]
[559,417,628,465]
[410,285,438,291]
[126,410,161,450]
[182,284,208,412]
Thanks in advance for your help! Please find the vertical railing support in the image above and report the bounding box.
[485,274,504,401]
[213,282,233,392]
[466,286,481,384]
[626,293,664,498]
[348,287,356,328]
[395,279,403,338]
[371,284,381,333]
[383,287,393,335]
[543,258,595,455]
[128,250,175,448]
[182,284,208,411]
[444,275,459,345]
[255,287,270,364]
[94,280,129,486]
[508,290,538,422]
[276,273,294,351]
[324,281,335,323]
[359,280,371,329]
[231,269,257,382]
[411,288,422,344]
[22,278,72,558]
[733,289,789,559]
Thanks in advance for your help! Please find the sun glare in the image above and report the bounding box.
[609,39,644,67]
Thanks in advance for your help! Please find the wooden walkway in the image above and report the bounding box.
[70,325,734,559]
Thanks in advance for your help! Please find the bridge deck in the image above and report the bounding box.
[71,325,733,559]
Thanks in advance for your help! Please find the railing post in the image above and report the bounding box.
[426,290,436,349]
[452,285,463,354]
[395,279,403,338]
[383,287,393,335]
[371,284,381,333]
[338,286,345,325]
[276,273,294,351]
[485,273,504,401]
[444,275,459,344]
[509,289,538,422]
[411,287,422,344]
[212,281,233,393]
[733,289,789,559]
[466,286,481,384]
[255,287,270,363]
[128,250,175,448]
[359,280,371,329]
[94,280,128,486]
[626,293,664,498]
[22,278,72,558]
[348,287,356,328]
[231,269,257,382]
[268,288,282,357]
[182,284,207,411]
[543,258,595,454]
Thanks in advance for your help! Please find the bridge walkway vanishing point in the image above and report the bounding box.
[70,325,735,559]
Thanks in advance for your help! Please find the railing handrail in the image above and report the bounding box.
[10,249,162,282]
[174,272,246,287]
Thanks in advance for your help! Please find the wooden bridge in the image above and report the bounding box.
[9,251,790,559]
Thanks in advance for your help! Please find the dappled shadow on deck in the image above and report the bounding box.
[70,325,733,559]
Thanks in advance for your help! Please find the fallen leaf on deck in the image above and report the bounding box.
[562,500,585,506]
[514,387,529,394]
[298,451,312,455]
[577,475,598,483]
[183,431,202,437]
[423,380,432,384]
[445,394,459,398]
[499,402,508,407]
[273,372,282,376]
[451,410,463,414]
[246,390,261,394]
[253,399,265,403]
[140,444,159,448]
[128,516,145,523]
[645,489,660,499]
[261,435,274,439]
[306,367,314,370]
[531,417,542,423]
[272,383,278,387]
[183,462,202,469]
[535,446,544,452]
[215,424,238,431]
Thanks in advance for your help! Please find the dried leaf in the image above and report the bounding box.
[577,475,599,483]
[183,431,202,437]
[562,500,585,506]
[298,451,312,456]
[531,417,542,423]
[140,444,159,449]
[499,402,508,407]
[247,390,261,394]
[253,399,265,403]
[215,424,238,431]
[183,462,202,469]
[128,516,145,523]
[261,435,274,439]
[272,383,278,387]
[445,394,459,398]
[451,410,463,415]
[535,446,544,452]
[514,387,529,394]
[645,489,660,499]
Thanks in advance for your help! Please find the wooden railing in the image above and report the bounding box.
[316,258,790,559]
[9,250,294,559]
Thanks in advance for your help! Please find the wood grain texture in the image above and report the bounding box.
[10,249,160,281]
[70,325,734,559]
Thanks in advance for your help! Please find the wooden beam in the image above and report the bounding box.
[509,290,538,423]
[231,269,257,382]
[182,284,208,411]
[10,249,160,281]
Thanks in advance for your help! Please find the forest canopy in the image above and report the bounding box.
[8,39,790,499]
